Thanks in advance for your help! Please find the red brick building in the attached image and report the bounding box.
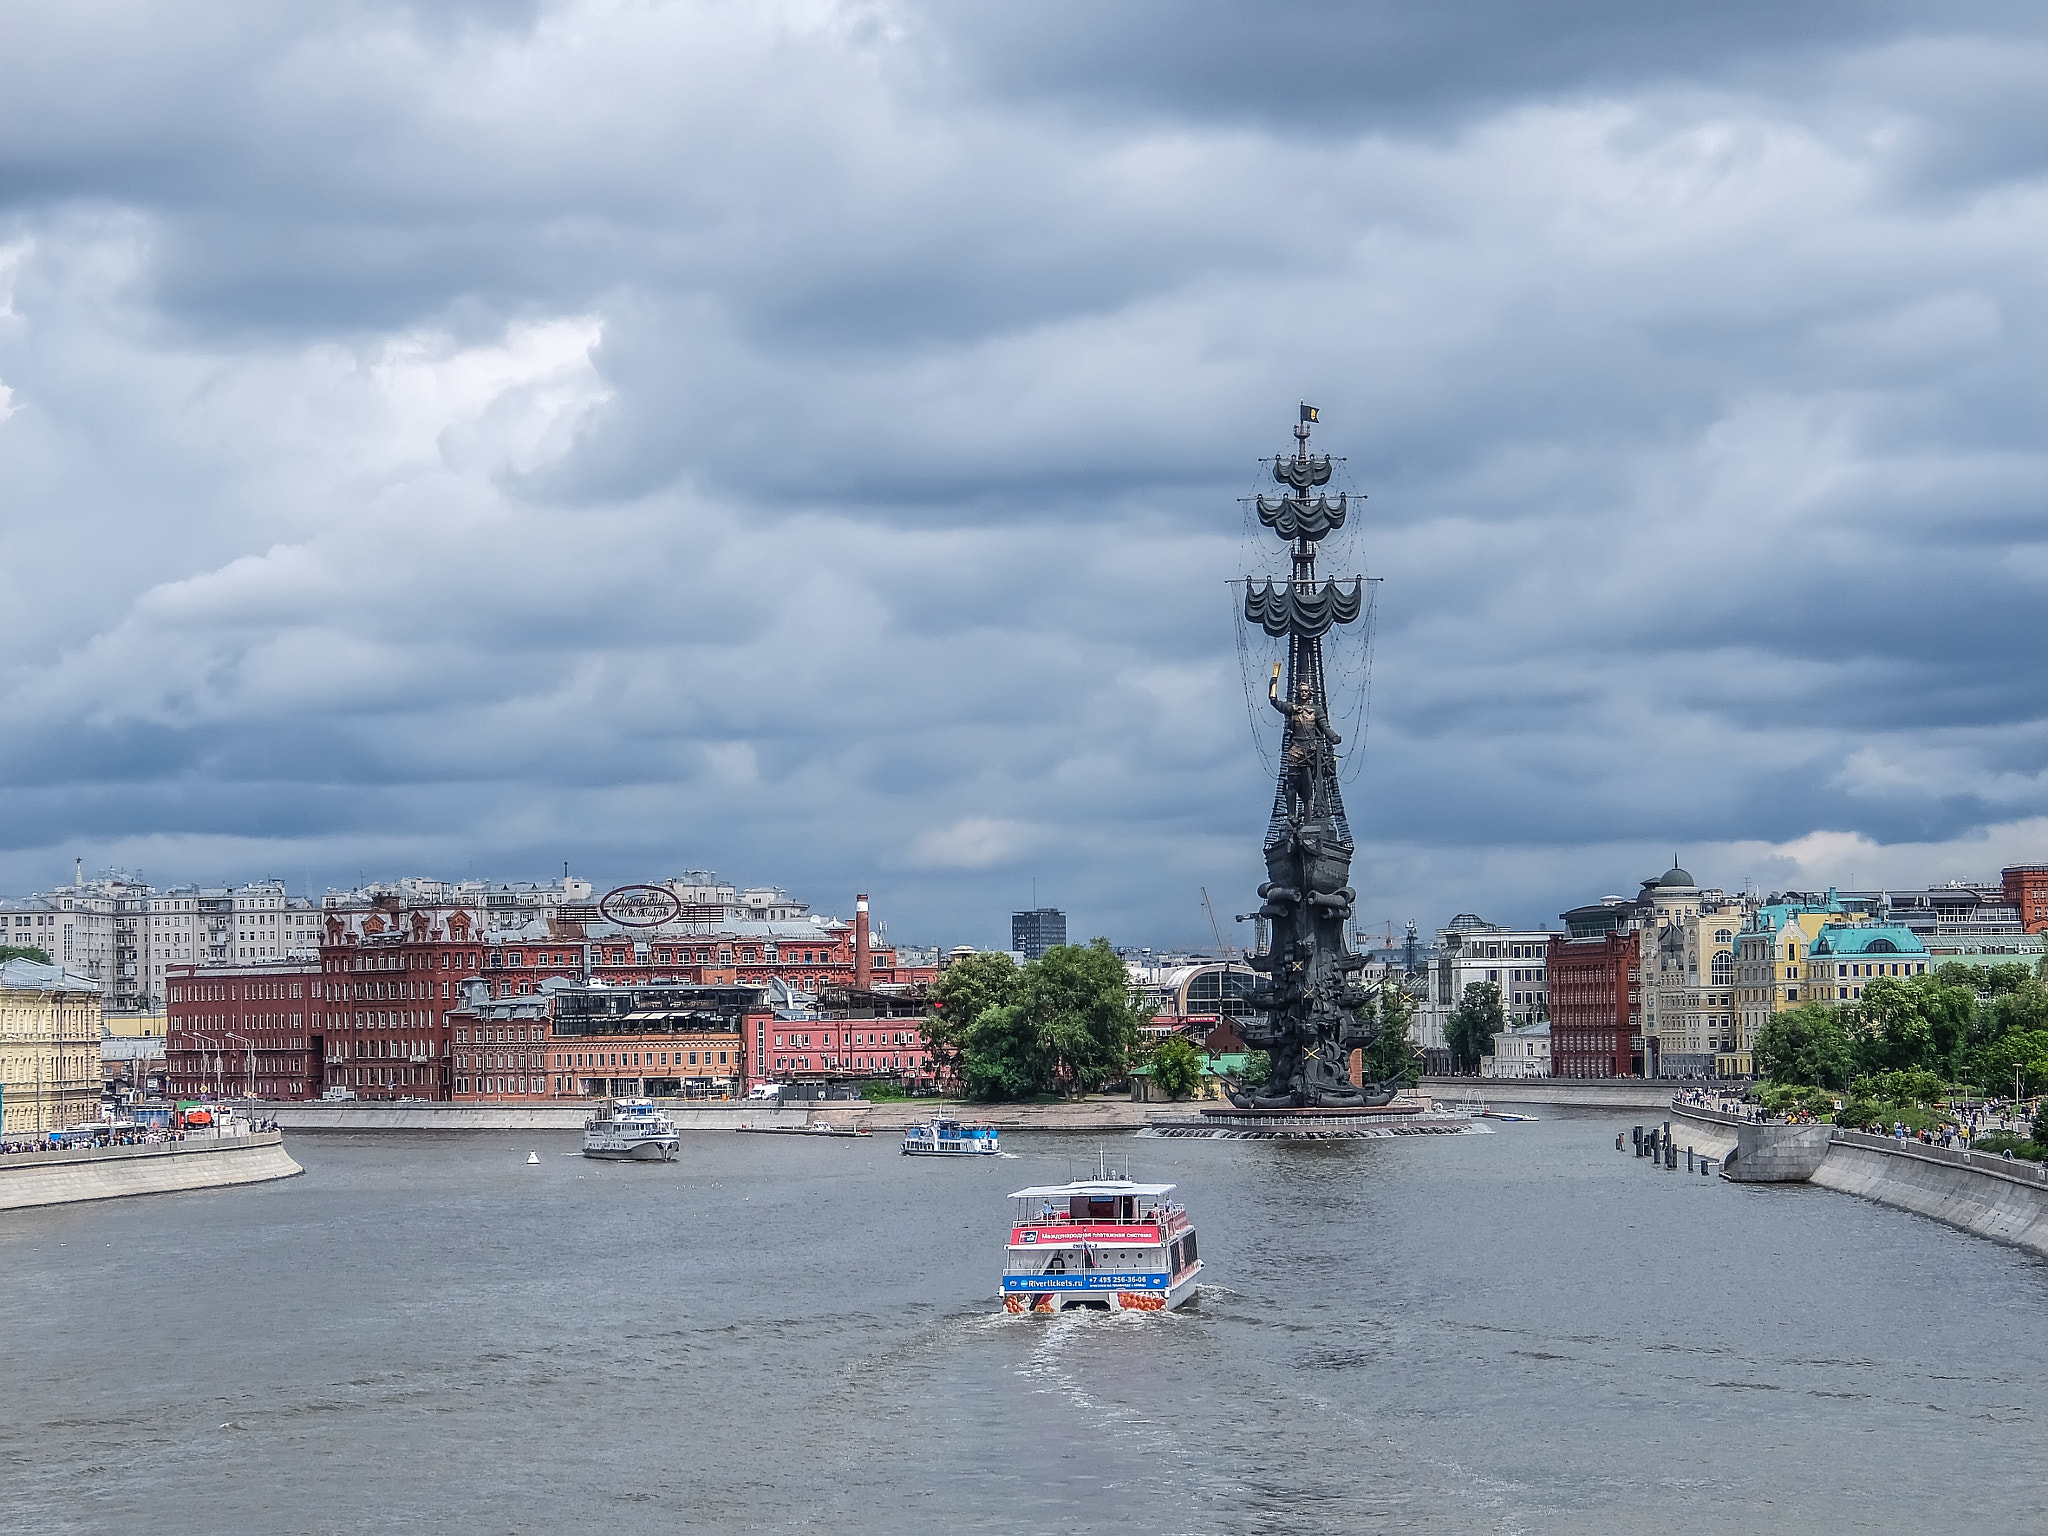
[2004,865,2048,935]
[172,883,935,1102]
[1546,930,1641,1078]
[165,956,323,1101]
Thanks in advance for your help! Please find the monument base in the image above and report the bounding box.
[1140,1103,1490,1141]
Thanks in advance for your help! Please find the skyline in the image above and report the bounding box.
[2,1,2043,951]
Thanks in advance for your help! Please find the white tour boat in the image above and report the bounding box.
[1001,1176,1203,1314]
[900,1118,1001,1156]
[583,1099,680,1161]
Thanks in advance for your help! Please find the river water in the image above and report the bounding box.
[3,1110,2044,1535]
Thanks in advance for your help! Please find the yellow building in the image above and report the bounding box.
[1,959,105,1136]
[1734,900,1866,1049]
[103,1010,169,1039]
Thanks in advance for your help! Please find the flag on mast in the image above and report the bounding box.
[1299,403,1319,423]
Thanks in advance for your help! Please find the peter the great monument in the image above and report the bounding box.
[1154,408,1461,1140]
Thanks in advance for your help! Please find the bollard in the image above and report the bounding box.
[1687,1147,1694,1172]
[1666,1143,1677,1169]
[1632,1126,1642,1152]
[1701,1160,1710,1176]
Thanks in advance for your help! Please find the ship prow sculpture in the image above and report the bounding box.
[1227,408,1401,1111]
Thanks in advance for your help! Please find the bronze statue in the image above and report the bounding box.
[1227,410,1399,1111]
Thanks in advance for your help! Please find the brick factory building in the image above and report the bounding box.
[1545,930,1642,1078]
[165,875,935,1102]
[165,956,323,1102]
[760,985,939,1089]
[2005,865,2048,935]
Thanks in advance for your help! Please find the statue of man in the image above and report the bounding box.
[1269,667,1340,818]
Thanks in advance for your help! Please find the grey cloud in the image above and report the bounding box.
[1,0,2045,947]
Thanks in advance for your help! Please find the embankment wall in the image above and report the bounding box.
[1812,1131,2048,1258]
[0,1131,301,1212]
[267,1103,815,1132]
[1422,1077,1687,1111]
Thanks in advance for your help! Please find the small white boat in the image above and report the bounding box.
[1000,1176,1203,1314]
[901,1119,1000,1156]
[583,1099,679,1161]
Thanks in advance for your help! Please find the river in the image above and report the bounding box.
[2,1109,2044,1534]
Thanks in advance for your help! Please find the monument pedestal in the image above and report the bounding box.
[1141,1101,1487,1141]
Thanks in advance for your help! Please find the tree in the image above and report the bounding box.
[959,1003,1054,1101]
[1985,962,2035,997]
[1147,1035,1205,1100]
[1012,939,1150,1096]
[1755,1002,1857,1089]
[1356,980,1423,1087]
[924,950,1021,1088]
[941,939,1149,1101]
[1444,981,1506,1075]
[1236,1049,1273,1089]
[1983,1030,2048,1098]
[0,945,52,966]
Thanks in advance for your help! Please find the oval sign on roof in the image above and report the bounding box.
[598,884,683,929]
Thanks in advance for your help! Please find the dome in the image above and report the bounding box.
[1658,864,1696,889]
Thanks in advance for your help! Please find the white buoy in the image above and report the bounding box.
[527,1151,540,1164]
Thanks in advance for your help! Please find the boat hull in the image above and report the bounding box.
[1002,1260,1202,1315]
[902,1146,1001,1157]
[583,1138,679,1161]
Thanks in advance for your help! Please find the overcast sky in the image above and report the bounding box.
[2,1,2043,949]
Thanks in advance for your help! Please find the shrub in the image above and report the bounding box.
[1835,1098,1881,1128]
[1970,1132,2046,1162]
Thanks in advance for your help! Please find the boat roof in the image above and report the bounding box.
[1008,1180,1176,1199]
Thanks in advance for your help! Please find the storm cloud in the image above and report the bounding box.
[1,0,2043,944]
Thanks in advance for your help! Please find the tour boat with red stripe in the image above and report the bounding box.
[1001,1177,1203,1314]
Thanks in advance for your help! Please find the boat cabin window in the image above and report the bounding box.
[1070,1195,1137,1222]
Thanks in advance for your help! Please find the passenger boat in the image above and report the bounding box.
[900,1119,1000,1156]
[1001,1177,1203,1313]
[582,1099,680,1161]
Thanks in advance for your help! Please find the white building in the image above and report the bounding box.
[1412,915,1559,1050]
[1482,1022,1551,1079]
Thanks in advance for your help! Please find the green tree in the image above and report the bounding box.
[1983,1030,2048,1098]
[1755,1002,1857,1089]
[945,939,1149,1101]
[1444,981,1506,1075]
[1236,1049,1272,1089]
[1356,981,1423,1087]
[0,945,53,966]
[1859,978,1933,1073]
[1147,1035,1205,1100]
[1985,962,2035,997]
[1013,939,1150,1096]
[924,950,1021,1087]
[959,1002,1054,1100]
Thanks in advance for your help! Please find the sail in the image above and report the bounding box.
[1272,452,1333,492]
[1255,493,1348,541]
[1243,578,1364,638]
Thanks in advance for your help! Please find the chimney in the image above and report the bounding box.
[854,894,871,992]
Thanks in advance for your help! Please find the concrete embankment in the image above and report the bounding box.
[1421,1077,1689,1111]
[1667,1103,1834,1180]
[810,1098,1164,1132]
[267,1102,814,1132]
[1812,1131,2048,1258]
[262,1097,1171,1133]
[1665,1102,2048,1258]
[0,1131,301,1212]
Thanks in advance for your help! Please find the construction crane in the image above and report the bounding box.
[1200,887,1236,960]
